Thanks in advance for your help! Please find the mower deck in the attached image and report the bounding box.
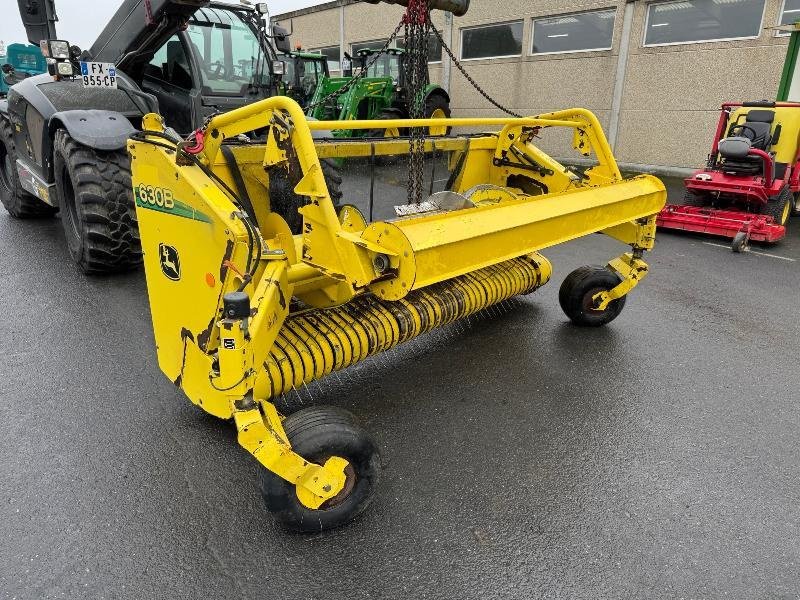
[657,205,786,243]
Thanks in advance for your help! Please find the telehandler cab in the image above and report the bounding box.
[129,96,666,531]
[0,0,341,273]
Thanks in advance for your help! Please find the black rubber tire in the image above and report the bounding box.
[423,93,451,136]
[259,406,381,533]
[0,116,57,218]
[763,185,793,227]
[53,129,142,274]
[269,157,343,234]
[559,265,626,327]
[681,189,707,207]
[731,231,748,253]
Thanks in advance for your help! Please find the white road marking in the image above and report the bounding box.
[702,241,796,262]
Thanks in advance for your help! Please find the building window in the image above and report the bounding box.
[313,45,341,72]
[780,0,800,29]
[398,33,443,63]
[644,0,766,47]
[460,21,523,60]
[531,10,615,55]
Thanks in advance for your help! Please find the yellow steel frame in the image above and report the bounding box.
[129,97,666,508]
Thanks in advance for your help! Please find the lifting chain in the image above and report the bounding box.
[404,0,432,205]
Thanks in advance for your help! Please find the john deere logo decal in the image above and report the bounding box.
[159,243,181,281]
[135,184,211,223]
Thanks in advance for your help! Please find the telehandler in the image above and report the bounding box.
[129,94,666,530]
[0,0,340,272]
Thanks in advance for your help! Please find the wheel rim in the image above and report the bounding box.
[781,198,791,225]
[582,286,609,314]
[319,463,357,509]
[384,126,400,138]
[428,108,447,136]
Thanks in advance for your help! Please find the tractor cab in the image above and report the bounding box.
[278,50,328,107]
[357,47,406,88]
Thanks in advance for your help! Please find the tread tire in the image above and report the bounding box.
[53,129,142,274]
[681,189,707,207]
[423,93,451,136]
[763,185,793,227]
[559,265,626,327]
[269,157,343,234]
[259,405,381,533]
[0,116,57,218]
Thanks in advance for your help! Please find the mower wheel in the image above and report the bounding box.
[681,190,707,207]
[559,265,626,327]
[0,116,57,218]
[53,129,142,274]
[269,157,343,234]
[259,405,381,532]
[763,185,793,227]
[731,231,749,253]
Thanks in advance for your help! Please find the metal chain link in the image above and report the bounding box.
[305,20,405,113]
[405,0,431,204]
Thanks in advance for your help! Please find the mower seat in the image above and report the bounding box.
[720,109,775,175]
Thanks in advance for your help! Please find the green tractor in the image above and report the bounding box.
[278,50,329,108]
[306,47,450,138]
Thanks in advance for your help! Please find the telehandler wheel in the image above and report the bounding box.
[559,266,626,327]
[269,157,343,234]
[259,406,381,533]
[0,116,57,218]
[53,129,142,274]
[424,94,451,136]
[763,185,793,228]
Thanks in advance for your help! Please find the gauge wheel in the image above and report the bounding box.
[259,405,381,532]
[731,231,749,253]
[559,265,626,327]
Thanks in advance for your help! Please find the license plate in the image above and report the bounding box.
[79,62,117,88]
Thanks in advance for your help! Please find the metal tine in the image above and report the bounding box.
[302,381,315,403]
[291,385,304,406]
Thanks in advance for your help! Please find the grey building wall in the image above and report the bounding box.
[274,0,790,170]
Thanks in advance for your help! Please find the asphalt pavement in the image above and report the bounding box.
[1,168,799,599]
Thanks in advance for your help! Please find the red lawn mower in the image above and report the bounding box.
[657,101,800,252]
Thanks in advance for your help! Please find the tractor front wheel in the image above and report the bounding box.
[559,266,626,327]
[424,94,451,136]
[763,185,793,228]
[259,406,381,532]
[53,129,142,273]
[0,116,57,218]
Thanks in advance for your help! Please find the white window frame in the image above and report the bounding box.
[777,0,800,36]
[458,20,524,61]
[311,45,342,72]
[530,8,616,56]
[642,0,767,48]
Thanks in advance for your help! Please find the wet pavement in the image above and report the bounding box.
[1,170,799,599]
